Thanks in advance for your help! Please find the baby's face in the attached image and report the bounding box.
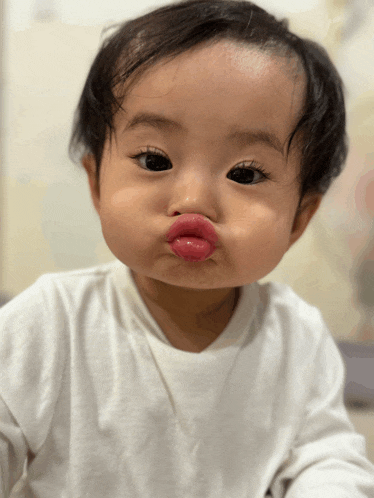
[84,40,320,290]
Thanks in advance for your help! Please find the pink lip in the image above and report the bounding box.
[166,214,218,245]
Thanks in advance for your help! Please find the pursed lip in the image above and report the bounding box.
[166,214,218,245]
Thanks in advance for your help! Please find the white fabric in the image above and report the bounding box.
[0,259,373,498]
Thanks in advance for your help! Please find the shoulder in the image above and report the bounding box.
[36,259,120,297]
[0,260,122,356]
[256,280,325,325]
[254,280,331,355]
[0,260,119,322]
[253,281,345,408]
[0,259,122,353]
[0,261,121,449]
[0,261,121,373]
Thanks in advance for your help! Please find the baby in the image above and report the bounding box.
[1,0,374,496]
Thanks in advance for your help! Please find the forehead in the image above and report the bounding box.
[116,40,306,147]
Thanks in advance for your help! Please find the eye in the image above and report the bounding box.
[132,147,172,172]
[227,163,268,185]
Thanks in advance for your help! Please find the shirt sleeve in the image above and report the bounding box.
[269,329,374,498]
[0,395,28,497]
[0,275,67,497]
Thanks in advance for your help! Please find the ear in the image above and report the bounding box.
[288,193,322,248]
[82,154,101,215]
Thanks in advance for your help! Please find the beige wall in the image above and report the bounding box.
[1,1,373,340]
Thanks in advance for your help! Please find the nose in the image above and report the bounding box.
[167,168,218,220]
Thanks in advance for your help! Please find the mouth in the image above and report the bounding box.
[166,214,218,262]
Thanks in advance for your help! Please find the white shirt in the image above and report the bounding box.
[0,260,373,497]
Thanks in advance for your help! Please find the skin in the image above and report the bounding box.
[83,40,322,352]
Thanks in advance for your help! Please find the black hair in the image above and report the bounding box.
[69,0,347,200]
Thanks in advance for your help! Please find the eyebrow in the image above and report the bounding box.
[123,111,284,154]
[228,129,284,155]
[123,112,184,133]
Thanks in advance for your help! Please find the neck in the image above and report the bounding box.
[131,271,240,350]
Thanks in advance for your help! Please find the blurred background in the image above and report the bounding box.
[0,0,373,459]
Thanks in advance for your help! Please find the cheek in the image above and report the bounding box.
[107,183,167,213]
[98,187,143,247]
[98,185,165,254]
[101,187,143,232]
[229,203,295,259]
[110,186,146,207]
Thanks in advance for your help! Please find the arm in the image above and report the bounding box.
[0,395,29,497]
[270,332,374,497]
[0,275,67,497]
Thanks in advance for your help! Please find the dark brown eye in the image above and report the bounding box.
[138,153,172,171]
[227,167,265,185]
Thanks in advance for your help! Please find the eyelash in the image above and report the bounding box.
[130,146,270,185]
